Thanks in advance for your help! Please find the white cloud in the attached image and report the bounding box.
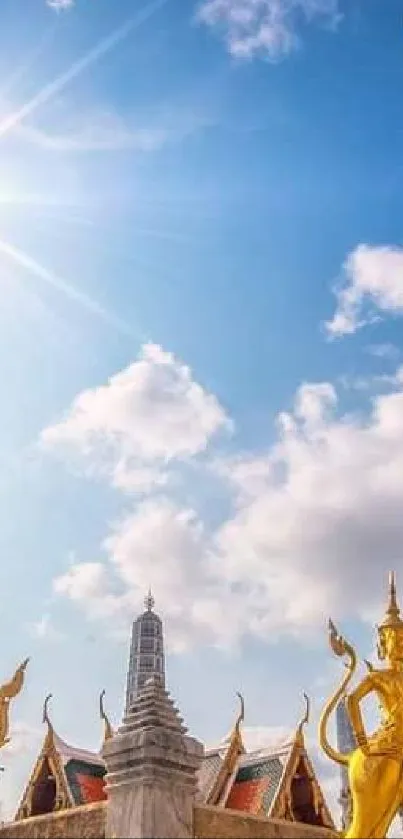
[27,613,63,641]
[18,111,203,154]
[338,371,399,394]
[19,122,171,154]
[212,452,273,505]
[15,104,214,154]
[53,499,251,651]
[1,721,42,760]
[47,0,75,10]
[41,343,231,494]
[366,342,399,361]
[46,342,403,651]
[53,561,123,620]
[30,614,50,638]
[326,244,403,337]
[214,376,403,630]
[197,0,341,61]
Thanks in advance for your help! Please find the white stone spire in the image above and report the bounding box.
[104,675,204,839]
[125,591,165,715]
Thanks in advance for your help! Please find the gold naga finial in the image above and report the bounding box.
[235,691,245,734]
[229,691,245,755]
[42,693,56,750]
[295,692,310,746]
[99,690,114,746]
[0,658,29,750]
[42,693,53,729]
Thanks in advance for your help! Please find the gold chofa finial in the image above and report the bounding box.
[227,691,245,755]
[99,690,114,745]
[42,694,55,748]
[379,572,403,631]
[235,691,245,734]
[0,658,29,750]
[42,693,53,728]
[296,692,310,745]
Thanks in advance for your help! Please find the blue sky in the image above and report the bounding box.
[1,0,403,828]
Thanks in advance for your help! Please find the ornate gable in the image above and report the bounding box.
[225,739,292,816]
[15,714,73,820]
[271,737,334,828]
[197,693,245,806]
[15,694,110,821]
[223,696,335,831]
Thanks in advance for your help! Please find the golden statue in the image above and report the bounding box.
[0,658,29,750]
[319,573,403,838]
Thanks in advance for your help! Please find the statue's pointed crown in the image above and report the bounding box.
[378,572,403,631]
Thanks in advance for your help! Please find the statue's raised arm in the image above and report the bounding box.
[319,573,403,838]
[0,658,29,750]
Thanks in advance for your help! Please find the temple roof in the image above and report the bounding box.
[219,726,295,756]
[197,704,334,831]
[51,731,105,768]
[13,686,334,832]
[197,748,228,803]
[14,694,112,821]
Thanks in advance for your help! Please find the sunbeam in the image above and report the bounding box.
[0,236,137,337]
[0,24,58,104]
[0,0,169,139]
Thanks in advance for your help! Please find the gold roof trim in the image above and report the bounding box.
[15,694,73,821]
[274,743,334,827]
[294,692,310,747]
[42,693,54,748]
[207,692,245,807]
[273,695,334,829]
[0,658,29,751]
[233,691,245,744]
[99,690,114,748]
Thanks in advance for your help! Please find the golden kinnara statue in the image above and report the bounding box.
[0,658,29,750]
[319,573,403,839]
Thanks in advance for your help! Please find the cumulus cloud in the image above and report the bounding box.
[53,561,124,620]
[41,343,230,493]
[53,499,253,651]
[45,341,403,650]
[212,452,273,506]
[197,0,341,61]
[326,244,403,337]
[215,375,403,629]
